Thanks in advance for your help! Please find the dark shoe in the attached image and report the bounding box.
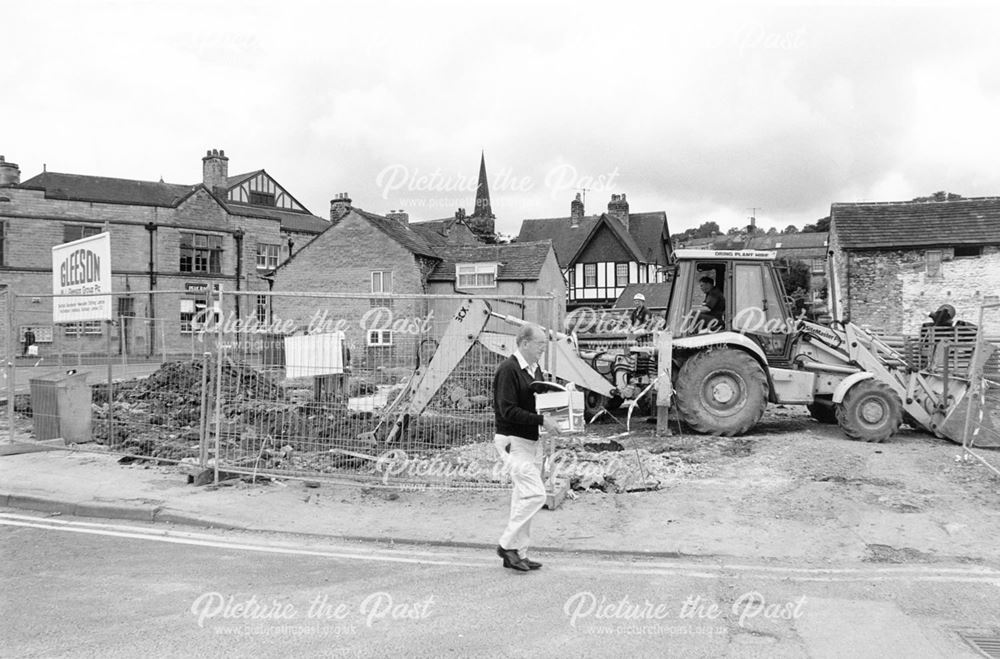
[521,557,542,570]
[496,545,529,572]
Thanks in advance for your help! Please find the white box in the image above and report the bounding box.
[536,390,585,433]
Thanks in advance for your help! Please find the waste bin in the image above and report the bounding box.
[28,371,92,442]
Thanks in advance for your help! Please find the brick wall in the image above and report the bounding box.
[846,246,1000,333]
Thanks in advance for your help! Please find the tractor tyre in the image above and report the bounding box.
[674,348,768,436]
[807,397,838,424]
[835,380,903,443]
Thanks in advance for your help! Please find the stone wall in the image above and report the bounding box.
[846,246,1000,333]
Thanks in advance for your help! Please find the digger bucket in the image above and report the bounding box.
[937,342,1000,447]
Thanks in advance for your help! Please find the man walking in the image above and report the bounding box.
[494,324,560,572]
[22,327,36,357]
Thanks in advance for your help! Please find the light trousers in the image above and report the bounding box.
[495,434,546,555]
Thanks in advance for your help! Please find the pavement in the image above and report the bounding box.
[3,441,1000,568]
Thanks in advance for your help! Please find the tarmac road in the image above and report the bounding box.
[2,511,997,658]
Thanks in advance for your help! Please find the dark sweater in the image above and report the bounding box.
[493,354,544,441]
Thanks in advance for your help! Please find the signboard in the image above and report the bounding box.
[51,232,112,323]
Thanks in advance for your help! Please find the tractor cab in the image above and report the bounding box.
[666,249,798,366]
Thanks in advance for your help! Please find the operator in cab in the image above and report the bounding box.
[691,276,725,332]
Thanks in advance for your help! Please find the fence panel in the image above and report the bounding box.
[210,291,556,488]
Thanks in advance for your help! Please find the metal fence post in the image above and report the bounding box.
[212,286,225,485]
[6,287,14,443]
[199,351,211,467]
[106,319,114,448]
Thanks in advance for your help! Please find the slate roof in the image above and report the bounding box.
[226,202,330,234]
[517,211,670,267]
[746,232,828,250]
[426,241,553,282]
[20,171,197,207]
[409,218,478,248]
[612,282,673,310]
[831,197,1000,250]
[352,209,440,259]
[226,170,263,187]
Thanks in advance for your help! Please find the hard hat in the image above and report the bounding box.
[633,293,646,301]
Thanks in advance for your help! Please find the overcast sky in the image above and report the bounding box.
[5,1,1000,236]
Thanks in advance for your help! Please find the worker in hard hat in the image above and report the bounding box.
[628,292,651,330]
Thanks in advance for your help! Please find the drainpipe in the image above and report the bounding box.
[145,222,157,357]
[233,229,244,322]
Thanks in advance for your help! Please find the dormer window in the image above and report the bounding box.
[456,262,498,288]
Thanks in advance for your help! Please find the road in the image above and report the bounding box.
[2,511,998,658]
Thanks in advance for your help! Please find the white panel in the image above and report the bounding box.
[629,262,638,283]
[284,332,345,378]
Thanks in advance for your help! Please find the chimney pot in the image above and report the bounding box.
[0,155,22,187]
[330,193,352,223]
[202,148,229,191]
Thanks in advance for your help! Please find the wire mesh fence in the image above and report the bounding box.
[959,299,1000,477]
[206,291,558,488]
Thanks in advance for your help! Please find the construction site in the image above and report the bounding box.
[4,250,999,504]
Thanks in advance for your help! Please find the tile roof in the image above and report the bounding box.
[612,282,673,310]
[409,218,479,248]
[426,241,553,282]
[226,202,330,234]
[831,197,1000,249]
[352,209,440,259]
[517,211,670,268]
[20,171,197,207]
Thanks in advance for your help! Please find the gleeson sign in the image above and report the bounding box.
[51,231,112,323]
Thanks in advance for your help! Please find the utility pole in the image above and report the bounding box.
[577,187,591,208]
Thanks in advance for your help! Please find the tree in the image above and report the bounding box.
[726,226,743,236]
[782,224,798,234]
[912,191,963,202]
[766,227,778,236]
[692,221,721,238]
[801,216,830,233]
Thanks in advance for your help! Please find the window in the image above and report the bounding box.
[925,250,942,278]
[954,245,982,258]
[367,329,393,346]
[567,268,575,291]
[255,295,268,324]
[371,271,392,294]
[180,298,219,333]
[249,191,276,207]
[615,263,630,287]
[0,221,5,265]
[810,258,826,274]
[63,224,102,244]
[64,321,102,336]
[255,243,280,270]
[456,262,498,289]
[583,263,597,287]
[117,297,135,318]
[180,232,223,273]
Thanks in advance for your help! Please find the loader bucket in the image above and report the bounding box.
[937,343,1000,447]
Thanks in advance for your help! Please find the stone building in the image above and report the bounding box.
[0,149,327,357]
[827,197,1000,333]
[517,193,672,310]
[270,207,563,367]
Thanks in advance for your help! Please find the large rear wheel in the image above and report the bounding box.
[674,348,768,436]
[835,380,902,442]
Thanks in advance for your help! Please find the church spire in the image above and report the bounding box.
[469,151,495,239]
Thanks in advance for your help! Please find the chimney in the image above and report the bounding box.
[387,209,409,225]
[202,148,229,194]
[0,156,21,187]
[607,193,630,231]
[330,192,352,222]
[570,192,584,227]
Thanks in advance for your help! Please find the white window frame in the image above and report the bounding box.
[367,329,393,346]
[371,271,393,294]
[925,250,943,279]
[255,243,280,270]
[456,262,498,289]
[615,262,630,287]
[63,321,102,336]
[583,263,597,288]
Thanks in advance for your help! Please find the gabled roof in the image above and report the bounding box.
[409,218,479,248]
[612,282,673,310]
[226,170,263,187]
[517,211,670,268]
[226,202,330,234]
[831,197,1000,249]
[352,209,440,259]
[426,241,553,282]
[20,171,198,207]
